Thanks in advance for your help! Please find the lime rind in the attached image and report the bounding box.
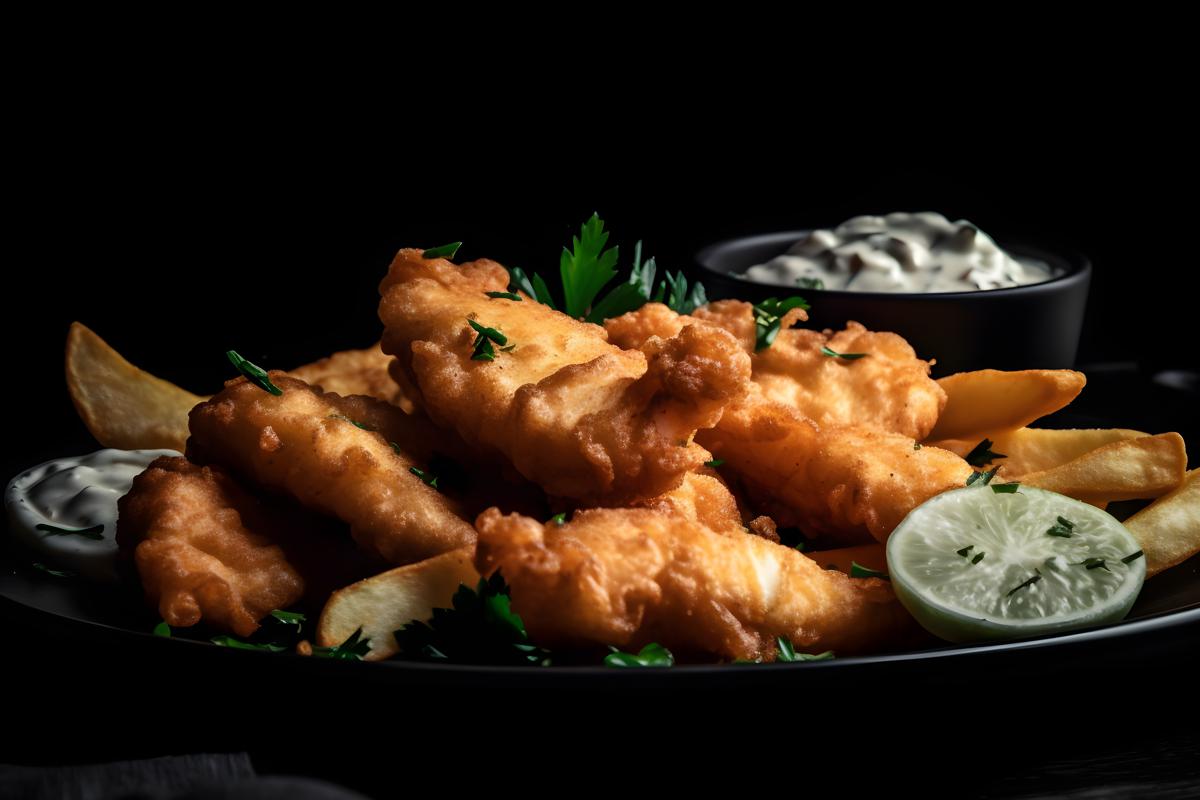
[886,486,1146,643]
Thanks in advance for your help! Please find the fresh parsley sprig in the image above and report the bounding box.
[423,242,463,259]
[394,571,551,666]
[752,297,810,351]
[509,215,709,324]
[409,466,439,489]
[312,628,371,660]
[850,562,889,580]
[776,638,835,662]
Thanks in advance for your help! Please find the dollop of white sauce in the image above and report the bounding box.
[5,449,178,582]
[739,211,1054,293]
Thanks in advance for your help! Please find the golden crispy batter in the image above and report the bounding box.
[117,456,370,637]
[631,470,747,537]
[697,388,973,545]
[607,303,943,439]
[378,249,751,504]
[287,342,410,410]
[474,506,915,661]
[187,375,477,566]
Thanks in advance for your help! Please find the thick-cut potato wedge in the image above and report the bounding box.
[807,544,887,575]
[928,369,1086,442]
[930,427,1149,478]
[66,322,207,452]
[1017,433,1187,504]
[316,547,478,662]
[1124,469,1200,578]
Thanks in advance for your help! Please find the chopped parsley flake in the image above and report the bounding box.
[423,242,463,259]
[226,350,282,395]
[964,438,1007,467]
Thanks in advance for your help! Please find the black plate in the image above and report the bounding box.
[2,368,1197,690]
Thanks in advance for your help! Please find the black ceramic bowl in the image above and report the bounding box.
[696,231,1091,377]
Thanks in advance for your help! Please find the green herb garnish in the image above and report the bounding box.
[1122,550,1144,564]
[547,512,567,525]
[423,242,462,259]
[485,291,522,301]
[409,466,439,489]
[31,562,73,578]
[327,414,375,431]
[469,319,508,361]
[971,552,985,564]
[820,346,867,360]
[914,442,923,450]
[269,610,306,631]
[509,266,557,309]
[956,545,975,557]
[394,571,550,666]
[752,296,811,351]
[153,622,171,638]
[210,636,287,653]
[966,467,1000,487]
[1006,570,1042,597]
[604,642,674,668]
[965,438,1007,467]
[562,213,621,319]
[992,483,1021,494]
[226,350,282,395]
[35,523,104,540]
[704,458,725,468]
[1046,516,1076,538]
[850,561,889,580]
[796,277,825,290]
[1079,558,1111,572]
[776,637,835,663]
[312,628,371,660]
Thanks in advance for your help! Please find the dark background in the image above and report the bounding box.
[10,107,1195,463]
[6,56,1199,797]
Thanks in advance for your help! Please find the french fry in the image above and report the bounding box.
[1124,470,1200,578]
[66,322,207,452]
[316,547,479,662]
[928,369,1086,442]
[929,427,1149,477]
[1016,432,1187,504]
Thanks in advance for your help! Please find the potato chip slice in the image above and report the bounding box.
[1016,432,1187,504]
[930,427,1149,477]
[928,369,1086,442]
[1123,469,1200,578]
[66,322,207,452]
[316,546,478,662]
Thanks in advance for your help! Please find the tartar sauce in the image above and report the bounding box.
[739,212,1053,293]
[5,448,178,582]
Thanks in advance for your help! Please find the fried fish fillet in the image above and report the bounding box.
[187,375,477,566]
[698,389,973,545]
[631,470,748,537]
[287,342,410,410]
[607,302,946,440]
[474,506,915,661]
[378,248,751,504]
[117,456,380,636]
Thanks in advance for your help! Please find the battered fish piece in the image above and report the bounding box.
[631,470,748,537]
[188,375,477,566]
[288,342,410,411]
[118,456,380,636]
[474,506,915,661]
[378,249,751,504]
[697,389,973,545]
[608,302,945,440]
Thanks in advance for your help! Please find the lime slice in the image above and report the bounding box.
[886,486,1146,643]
